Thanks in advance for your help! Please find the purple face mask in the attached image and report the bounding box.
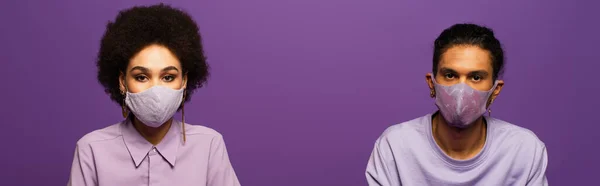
[125,86,184,128]
[432,76,498,128]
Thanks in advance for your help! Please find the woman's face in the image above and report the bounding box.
[120,44,186,94]
[427,45,504,100]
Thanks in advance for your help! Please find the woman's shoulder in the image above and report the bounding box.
[76,122,123,147]
[181,122,223,138]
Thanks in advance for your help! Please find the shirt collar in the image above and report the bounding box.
[154,120,181,166]
[121,117,181,167]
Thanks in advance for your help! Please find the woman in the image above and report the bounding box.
[68,4,240,186]
[365,23,548,185]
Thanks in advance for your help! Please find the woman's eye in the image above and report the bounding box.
[134,75,148,82]
[163,75,175,82]
[444,73,455,79]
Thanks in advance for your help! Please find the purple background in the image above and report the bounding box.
[1,0,598,185]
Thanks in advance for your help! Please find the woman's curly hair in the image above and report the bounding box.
[97,3,209,106]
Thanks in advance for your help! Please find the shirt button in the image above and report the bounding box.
[153,148,157,153]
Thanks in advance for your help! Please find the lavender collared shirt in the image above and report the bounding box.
[68,119,240,186]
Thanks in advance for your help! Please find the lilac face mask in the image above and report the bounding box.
[432,76,498,128]
[125,86,184,128]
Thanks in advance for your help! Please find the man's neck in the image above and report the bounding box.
[132,117,172,145]
[432,112,487,160]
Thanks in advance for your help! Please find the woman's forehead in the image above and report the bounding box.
[128,45,181,71]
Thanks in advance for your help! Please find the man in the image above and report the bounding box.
[365,23,548,186]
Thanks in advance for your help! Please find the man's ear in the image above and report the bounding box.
[426,73,434,90]
[489,80,504,104]
[426,73,435,97]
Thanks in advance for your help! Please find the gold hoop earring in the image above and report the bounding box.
[181,91,187,143]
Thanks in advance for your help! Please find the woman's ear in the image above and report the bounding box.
[182,73,188,89]
[119,72,126,93]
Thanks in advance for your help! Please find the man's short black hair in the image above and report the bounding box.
[433,23,505,80]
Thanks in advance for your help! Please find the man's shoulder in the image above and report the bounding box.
[486,117,548,177]
[377,115,430,145]
[488,117,545,148]
[487,117,547,166]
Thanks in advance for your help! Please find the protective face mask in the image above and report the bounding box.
[125,86,184,128]
[432,77,498,128]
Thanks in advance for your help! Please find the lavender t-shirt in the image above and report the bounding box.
[366,114,548,186]
[68,119,240,186]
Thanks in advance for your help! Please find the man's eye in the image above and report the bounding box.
[444,73,455,79]
[472,75,482,81]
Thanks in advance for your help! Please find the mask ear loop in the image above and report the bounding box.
[181,90,186,144]
[121,79,129,118]
[122,94,128,118]
[180,74,187,144]
[487,81,499,117]
[430,75,437,98]
[488,99,494,117]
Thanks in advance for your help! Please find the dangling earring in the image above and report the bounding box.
[181,90,187,143]
[487,99,494,117]
[121,91,128,118]
[430,89,435,98]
